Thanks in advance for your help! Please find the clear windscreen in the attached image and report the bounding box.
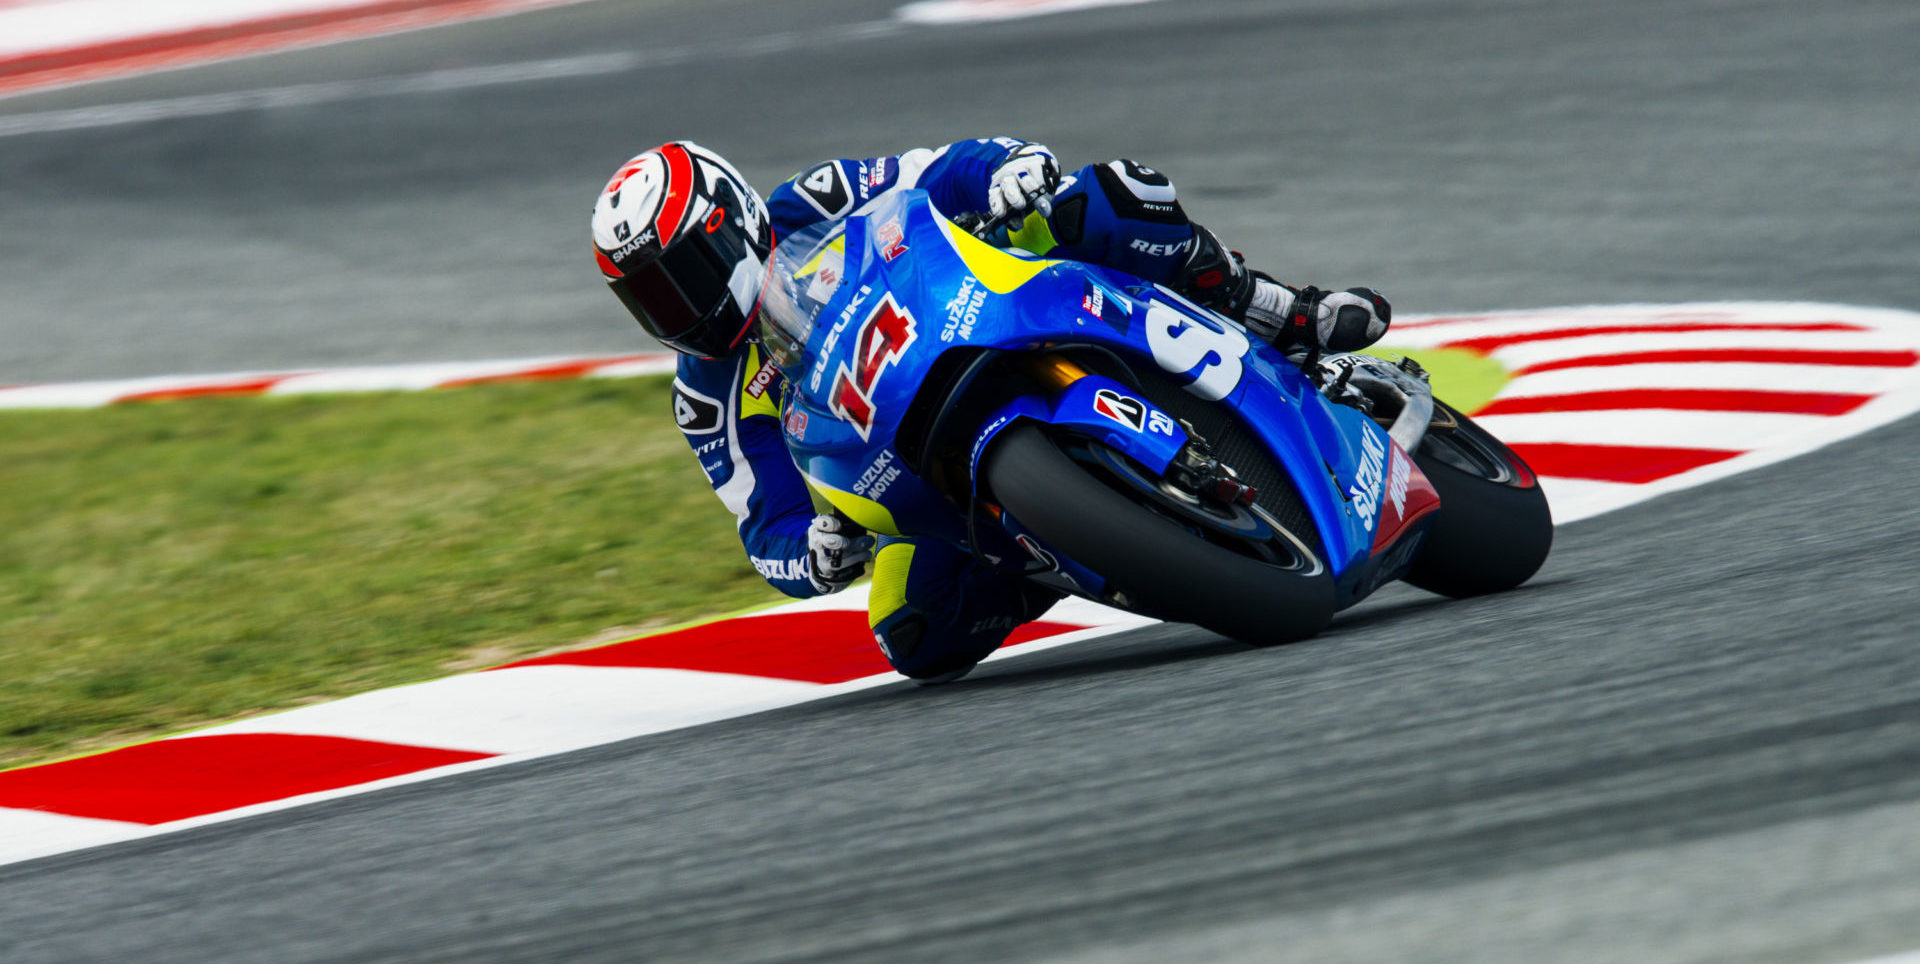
[758,219,850,378]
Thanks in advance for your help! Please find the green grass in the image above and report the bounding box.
[0,349,1509,772]
[0,377,781,770]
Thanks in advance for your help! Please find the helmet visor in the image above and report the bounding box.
[611,187,764,358]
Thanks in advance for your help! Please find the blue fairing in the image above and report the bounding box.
[771,190,1417,605]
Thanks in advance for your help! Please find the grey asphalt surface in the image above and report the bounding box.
[3,0,1919,962]
[4,0,1918,382]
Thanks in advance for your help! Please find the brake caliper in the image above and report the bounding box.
[1167,426,1259,508]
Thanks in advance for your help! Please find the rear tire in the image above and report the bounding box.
[1402,401,1553,597]
[982,422,1336,645]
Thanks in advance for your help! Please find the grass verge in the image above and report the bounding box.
[0,377,780,770]
[1363,345,1512,415]
[0,347,1504,772]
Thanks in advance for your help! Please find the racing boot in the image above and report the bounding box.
[1176,224,1391,354]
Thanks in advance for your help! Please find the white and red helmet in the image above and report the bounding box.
[591,141,772,358]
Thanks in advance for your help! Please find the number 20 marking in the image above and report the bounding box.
[1143,303,1249,400]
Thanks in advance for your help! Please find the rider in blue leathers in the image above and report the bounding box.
[590,138,1392,681]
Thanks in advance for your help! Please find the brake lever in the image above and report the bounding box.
[959,186,1054,242]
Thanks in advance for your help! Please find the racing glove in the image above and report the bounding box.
[807,514,874,595]
[987,143,1060,219]
[1249,284,1393,354]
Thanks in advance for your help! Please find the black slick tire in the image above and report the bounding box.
[982,422,1336,646]
[1402,401,1553,597]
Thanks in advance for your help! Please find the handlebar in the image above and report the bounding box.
[953,185,1055,243]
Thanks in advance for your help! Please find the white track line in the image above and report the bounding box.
[0,20,903,136]
[0,0,404,56]
[896,0,1162,24]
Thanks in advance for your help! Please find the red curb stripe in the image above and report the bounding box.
[0,734,493,825]
[113,375,302,403]
[0,0,555,97]
[1515,347,1920,375]
[1508,442,1742,484]
[1441,322,1865,354]
[435,354,658,388]
[1479,388,1873,417]
[499,610,1092,684]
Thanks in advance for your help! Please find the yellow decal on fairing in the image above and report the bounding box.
[804,474,900,536]
[939,218,1060,294]
[795,235,847,277]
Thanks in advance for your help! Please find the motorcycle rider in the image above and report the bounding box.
[590,138,1391,682]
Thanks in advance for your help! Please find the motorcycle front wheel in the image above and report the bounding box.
[981,422,1336,646]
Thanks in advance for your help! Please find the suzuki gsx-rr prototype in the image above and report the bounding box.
[761,190,1552,645]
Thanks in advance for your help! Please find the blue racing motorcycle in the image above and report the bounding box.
[760,190,1551,645]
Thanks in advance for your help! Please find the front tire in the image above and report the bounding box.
[982,422,1336,645]
[1402,401,1553,597]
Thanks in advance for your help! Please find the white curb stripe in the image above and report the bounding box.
[0,808,151,864]
[1476,410,1821,450]
[188,666,831,756]
[2,302,1918,868]
[184,592,1154,757]
[0,353,676,409]
[1500,364,1906,398]
[1484,331,1914,371]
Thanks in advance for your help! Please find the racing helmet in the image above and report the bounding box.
[591,142,772,358]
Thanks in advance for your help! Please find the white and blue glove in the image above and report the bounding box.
[807,514,874,595]
[987,143,1060,220]
[1249,284,1393,353]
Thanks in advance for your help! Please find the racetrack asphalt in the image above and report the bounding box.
[3,0,1920,961]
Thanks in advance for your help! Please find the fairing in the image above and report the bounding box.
[768,190,1437,608]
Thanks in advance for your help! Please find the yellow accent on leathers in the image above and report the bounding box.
[865,541,916,628]
[738,344,781,421]
[1005,209,1059,257]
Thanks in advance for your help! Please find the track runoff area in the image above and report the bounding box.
[3,300,1918,867]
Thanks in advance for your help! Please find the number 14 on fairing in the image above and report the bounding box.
[830,294,919,440]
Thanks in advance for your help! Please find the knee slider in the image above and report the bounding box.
[872,611,927,665]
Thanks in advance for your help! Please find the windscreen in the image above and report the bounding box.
[758,219,850,379]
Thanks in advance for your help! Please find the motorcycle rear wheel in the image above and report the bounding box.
[982,422,1336,646]
[1402,400,1553,597]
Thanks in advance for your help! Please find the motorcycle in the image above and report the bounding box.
[759,189,1551,645]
